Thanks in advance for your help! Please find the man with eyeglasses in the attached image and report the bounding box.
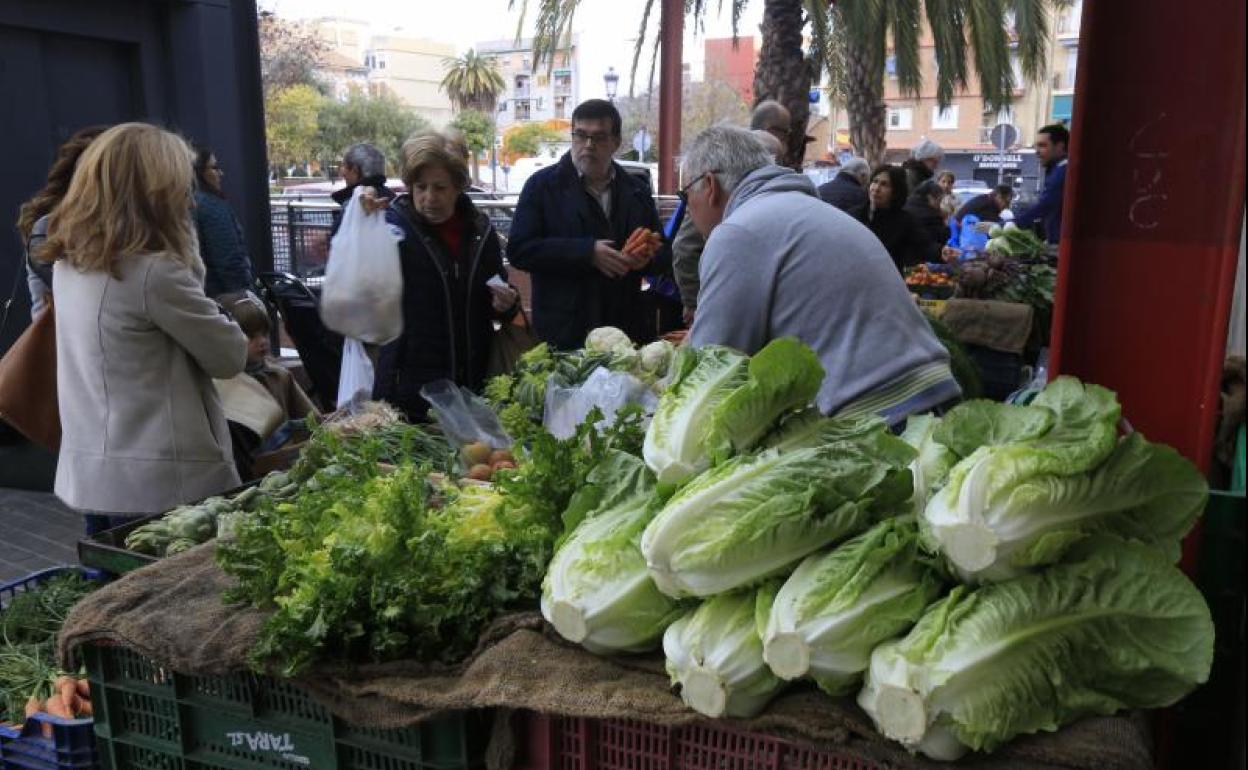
[683,126,961,427]
[508,99,668,349]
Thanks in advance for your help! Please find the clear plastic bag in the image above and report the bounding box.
[543,367,658,440]
[336,338,375,409]
[420,380,512,449]
[320,187,404,345]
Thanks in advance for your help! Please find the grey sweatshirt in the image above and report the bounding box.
[689,165,960,423]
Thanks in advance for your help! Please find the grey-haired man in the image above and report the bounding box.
[683,126,960,426]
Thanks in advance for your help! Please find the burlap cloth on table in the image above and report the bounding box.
[941,299,1035,355]
[59,543,1152,770]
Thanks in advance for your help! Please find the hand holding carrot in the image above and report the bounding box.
[622,227,662,268]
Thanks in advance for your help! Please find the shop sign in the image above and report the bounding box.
[972,153,1024,169]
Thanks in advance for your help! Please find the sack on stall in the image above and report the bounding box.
[486,307,539,378]
[320,187,404,345]
[0,300,60,450]
[337,338,375,409]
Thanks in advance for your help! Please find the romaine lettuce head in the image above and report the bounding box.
[641,436,915,598]
[642,338,824,488]
[763,518,944,695]
[643,346,749,486]
[922,376,1131,581]
[663,582,785,718]
[541,452,683,654]
[858,536,1214,760]
[702,337,824,464]
[932,400,1056,459]
[925,431,1207,583]
[765,409,891,453]
[900,414,958,517]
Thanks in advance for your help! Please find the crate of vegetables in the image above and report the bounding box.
[83,643,489,770]
[0,568,100,770]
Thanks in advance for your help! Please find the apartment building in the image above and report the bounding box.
[312,18,456,128]
[476,37,580,132]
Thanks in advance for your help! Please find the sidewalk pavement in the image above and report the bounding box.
[0,489,81,583]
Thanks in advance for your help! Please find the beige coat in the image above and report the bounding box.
[53,253,248,514]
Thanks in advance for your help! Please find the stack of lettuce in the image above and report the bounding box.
[541,339,1214,761]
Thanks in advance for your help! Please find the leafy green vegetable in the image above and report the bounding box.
[641,432,915,598]
[0,573,95,722]
[542,452,685,653]
[922,377,1128,582]
[643,338,823,487]
[664,582,785,718]
[932,400,1056,460]
[899,415,958,517]
[858,536,1214,760]
[762,519,943,695]
[926,431,1208,582]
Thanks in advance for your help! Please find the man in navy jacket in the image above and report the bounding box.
[1015,124,1069,244]
[507,99,668,350]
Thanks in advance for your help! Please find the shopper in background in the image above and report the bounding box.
[16,126,110,318]
[192,144,254,299]
[1015,124,1070,244]
[364,132,518,420]
[817,157,870,212]
[903,139,944,192]
[331,142,393,236]
[904,180,952,263]
[508,99,667,349]
[681,126,959,426]
[955,184,1016,225]
[935,170,960,221]
[849,166,928,272]
[39,123,247,533]
[750,100,792,156]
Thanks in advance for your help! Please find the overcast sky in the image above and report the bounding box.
[257,0,764,97]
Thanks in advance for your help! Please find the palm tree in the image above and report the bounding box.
[441,49,507,115]
[511,0,1056,167]
[833,0,1057,166]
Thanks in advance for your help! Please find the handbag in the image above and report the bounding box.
[0,299,60,450]
[487,306,540,378]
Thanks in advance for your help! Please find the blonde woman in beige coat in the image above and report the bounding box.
[38,123,248,532]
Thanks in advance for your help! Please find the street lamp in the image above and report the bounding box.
[603,66,619,102]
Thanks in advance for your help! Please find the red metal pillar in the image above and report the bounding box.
[1049,0,1245,481]
[657,0,683,194]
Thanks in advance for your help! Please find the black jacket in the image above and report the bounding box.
[902,194,950,263]
[372,194,506,421]
[848,203,928,273]
[817,172,868,212]
[507,153,668,350]
[954,193,1005,225]
[901,159,933,195]
[330,175,395,237]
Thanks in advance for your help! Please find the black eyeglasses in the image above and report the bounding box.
[571,130,613,146]
[678,170,720,203]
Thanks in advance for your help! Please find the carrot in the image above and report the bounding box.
[75,679,91,699]
[60,678,80,715]
[44,693,72,719]
[77,699,94,717]
[623,230,643,255]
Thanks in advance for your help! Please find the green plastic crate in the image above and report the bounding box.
[84,645,488,770]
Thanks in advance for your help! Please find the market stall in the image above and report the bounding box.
[12,328,1210,770]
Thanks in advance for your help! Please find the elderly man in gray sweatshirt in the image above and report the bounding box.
[683,126,960,426]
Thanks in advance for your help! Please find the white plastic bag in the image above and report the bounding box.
[337,338,374,409]
[543,367,658,440]
[320,187,404,345]
[419,380,512,449]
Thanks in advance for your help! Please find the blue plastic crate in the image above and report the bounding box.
[0,566,101,770]
[0,714,97,770]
